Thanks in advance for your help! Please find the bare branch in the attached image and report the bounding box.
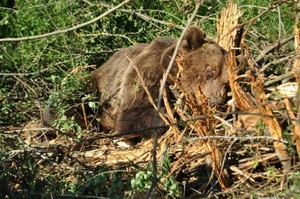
[146,1,204,198]
[0,0,131,42]
[133,11,185,30]
[260,53,295,73]
[264,71,294,87]
[190,135,288,144]
[255,35,294,64]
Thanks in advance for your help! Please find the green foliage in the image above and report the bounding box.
[0,135,46,198]
[45,70,99,136]
[128,153,182,198]
[283,171,300,198]
[73,167,128,198]
[0,134,128,198]
[130,170,153,192]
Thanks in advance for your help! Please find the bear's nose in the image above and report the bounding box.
[208,97,224,107]
[207,84,230,107]
[216,84,230,105]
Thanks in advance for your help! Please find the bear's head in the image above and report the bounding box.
[161,27,229,105]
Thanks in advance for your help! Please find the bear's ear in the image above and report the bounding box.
[185,26,206,51]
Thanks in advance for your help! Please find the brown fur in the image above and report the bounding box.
[91,27,229,143]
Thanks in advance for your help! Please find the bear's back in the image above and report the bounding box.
[91,37,177,131]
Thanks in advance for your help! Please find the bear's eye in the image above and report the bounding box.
[205,70,215,81]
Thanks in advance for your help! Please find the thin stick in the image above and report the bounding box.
[263,71,294,87]
[124,54,170,125]
[0,0,130,42]
[255,35,294,64]
[189,135,288,144]
[146,1,203,198]
[81,103,88,129]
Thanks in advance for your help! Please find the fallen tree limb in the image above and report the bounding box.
[264,71,294,87]
[255,35,294,63]
[260,53,295,73]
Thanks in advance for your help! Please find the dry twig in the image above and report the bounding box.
[147,1,204,197]
[0,0,131,42]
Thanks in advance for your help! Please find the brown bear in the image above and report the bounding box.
[91,26,229,145]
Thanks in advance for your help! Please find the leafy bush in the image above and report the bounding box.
[128,154,182,198]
